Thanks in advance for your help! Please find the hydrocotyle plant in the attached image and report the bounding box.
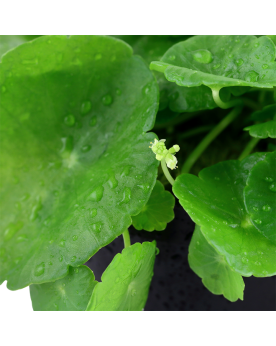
[0,34,275,310]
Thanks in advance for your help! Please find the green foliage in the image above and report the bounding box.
[244,120,276,138]
[86,242,156,311]
[173,153,276,277]
[132,180,175,231]
[0,36,38,58]
[30,266,97,311]
[188,225,244,302]
[0,35,159,290]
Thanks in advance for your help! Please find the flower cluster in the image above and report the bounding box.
[149,139,180,170]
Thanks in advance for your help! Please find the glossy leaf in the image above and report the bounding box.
[188,225,244,302]
[86,242,156,311]
[132,180,175,231]
[0,35,159,290]
[30,266,97,311]
[244,120,276,138]
[244,151,276,244]
[173,153,276,277]
[151,35,276,109]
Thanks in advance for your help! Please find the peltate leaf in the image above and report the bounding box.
[86,242,156,311]
[0,35,159,290]
[151,35,276,109]
[188,225,244,302]
[30,265,97,311]
[173,153,276,277]
[244,151,276,244]
[132,180,175,231]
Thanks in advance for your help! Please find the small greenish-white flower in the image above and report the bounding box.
[149,139,180,169]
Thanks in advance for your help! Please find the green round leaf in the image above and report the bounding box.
[244,120,276,138]
[0,35,159,290]
[189,225,244,302]
[132,180,175,231]
[86,241,156,311]
[30,265,97,311]
[151,35,276,96]
[244,151,276,244]
[173,153,276,277]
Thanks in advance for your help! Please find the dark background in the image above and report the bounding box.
[86,201,276,311]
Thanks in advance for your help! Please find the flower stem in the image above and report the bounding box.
[181,106,243,174]
[122,229,131,248]
[238,137,260,161]
[161,158,175,186]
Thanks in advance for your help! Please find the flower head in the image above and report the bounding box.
[149,138,180,170]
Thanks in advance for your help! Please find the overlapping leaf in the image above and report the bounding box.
[30,266,97,311]
[86,242,156,311]
[173,153,276,277]
[132,180,175,231]
[244,151,276,244]
[151,35,276,110]
[188,225,244,302]
[0,35,159,290]
[244,120,276,138]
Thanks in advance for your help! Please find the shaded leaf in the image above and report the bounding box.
[173,153,276,277]
[188,225,244,302]
[0,35,159,289]
[244,151,276,244]
[244,120,276,138]
[250,104,276,122]
[132,180,175,231]
[86,242,156,311]
[30,266,97,311]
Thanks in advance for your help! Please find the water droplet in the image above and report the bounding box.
[74,268,79,273]
[116,88,122,95]
[89,116,97,127]
[120,187,131,204]
[255,261,261,266]
[212,64,221,70]
[253,207,259,211]
[60,136,74,155]
[88,186,104,202]
[16,234,27,243]
[81,144,91,153]
[59,256,63,262]
[94,53,102,60]
[102,94,113,105]
[72,235,78,241]
[121,165,132,177]
[64,114,75,127]
[235,38,240,43]
[192,49,213,64]
[262,64,269,69]
[228,54,233,58]
[4,221,24,241]
[80,101,92,115]
[254,219,262,225]
[48,261,53,265]
[91,222,102,233]
[242,257,248,264]
[257,250,263,255]
[214,177,220,181]
[232,197,237,201]
[269,183,276,192]
[88,208,97,218]
[30,197,42,221]
[229,224,239,228]
[34,262,45,276]
[265,177,273,182]
[169,55,175,61]
[222,221,228,225]
[262,204,271,211]
[107,174,118,189]
[262,270,268,275]
[254,42,260,48]
[244,43,249,47]
[131,289,137,297]
[255,55,260,59]
[245,71,259,82]
[236,58,244,66]
[71,256,76,262]
[59,239,65,247]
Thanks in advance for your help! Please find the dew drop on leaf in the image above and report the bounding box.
[269,183,276,192]
[102,94,113,105]
[265,177,273,182]
[74,268,79,274]
[88,186,104,202]
[72,235,78,241]
[34,262,45,276]
[107,174,118,189]
[91,222,102,233]
[253,207,259,211]
[59,256,63,262]
[254,219,262,225]
[80,101,92,115]
[81,144,91,153]
[212,64,221,70]
[242,257,249,264]
[262,205,271,211]
[59,239,65,247]
[245,71,259,82]
[116,88,122,95]
[71,256,76,262]
[262,64,269,69]
[131,289,137,297]
[90,208,97,218]
[235,58,244,66]
[64,114,76,127]
[89,116,97,127]
[169,55,176,61]
[120,187,132,204]
[192,49,213,64]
